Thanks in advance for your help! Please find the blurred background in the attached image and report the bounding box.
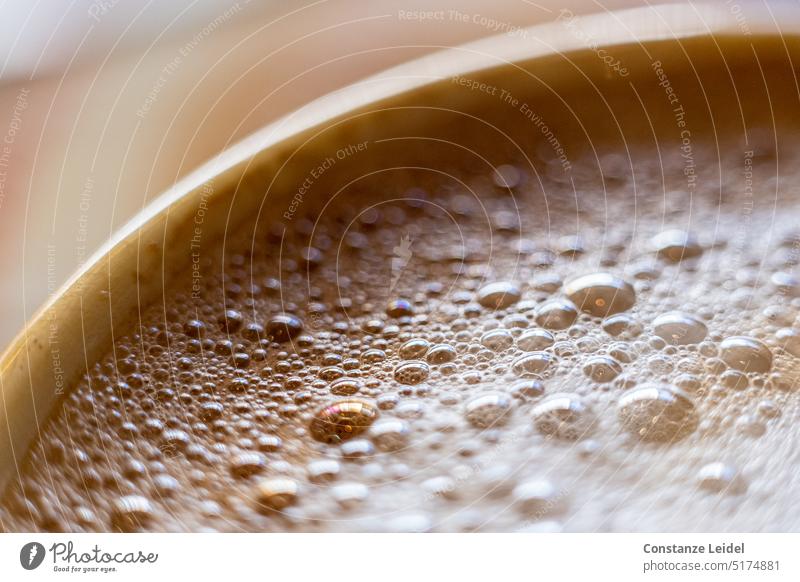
[0,0,675,349]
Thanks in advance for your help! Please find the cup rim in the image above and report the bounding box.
[14,1,796,347]
[0,1,796,491]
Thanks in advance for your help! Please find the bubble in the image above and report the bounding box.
[757,399,781,419]
[384,512,432,532]
[557,235,585,257]
[255,478,299,510]
[531,393,594,440]
[386,299,414,318]
[697,462,746,494]
[511,479,564,516]
[376,393,399,410]
[771,271,800,295]
[617,384,698,442]
[183,319,206,338]
[651,229,703,262]
[582,355,623,382]
[265,314,303,343]
[218,309,243,333]
[257,435,283,452]
[394,361,430,384]
[340,439,375,460]
[307,460,341,483]
[516,329,555,351]
[426,344,457,364]
[361,349,386,363]
[111,495,154,532]
[564,273,636,317]
[464,392,513,428]
[493,210,520,232]
[512,352,554,377]
[481,329,514,352]
[509,379,545,400]
[369,419,411,451]
[776,328,800,357]
[735,414,767,438]
[602,314,641,337]
[719,336,773,373]
[199,402,224,421]
[477,282,522,309]
[652,312,708,345]
[332,482,370,507]
[535,300,578,330]
[720,370,748,390]
[230,453,267,478]
[532,273,562,293]
[148,475,176,500]
[161,429,191,450]
[493,164,522,189]
[330,378,362,396]
[395,401,426,419]
[607,342,634,363]
[399,338,430,359]
[320,366,345,381]
[309,400,379,444]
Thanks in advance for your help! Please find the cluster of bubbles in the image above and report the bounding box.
[2,140,799,532]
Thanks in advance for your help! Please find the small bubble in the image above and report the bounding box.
[652,312,708,345]
[111,495,154,532]
[394,361,430,384]
[651,229,703,262]
[582,355,623,382]
[735,414,767,438]
[512,479,564,516]
[255,478,299,511]
[306,460,341,483]
[776,328,800,357]
[697,463,746,494]
[386,299,414,318]
[331,482,370,507]
[564,272,636,317]
[720,370,748,390]
[199,402,224,421]
[512,352,554,377]
[369,419,411,451]
[757,399,781,418]
[266,314,304,342]
[617,384,697,442]
[330,378,362,396]
[218,309,243,333]
[426,344,457,364]
[477,281,522,309]
[509,379,545,400]
[516,329,555,351]
[309,400,379,444]
[399,338,430,359]
[464,392,513,428]
[340,438,375,460]
[493,164,522,189]
[719,336,773,373]
[230,453,267,478]
[602,313,641,337]
[535,300,578,330]
[531,393,594,440]
[481,329,514,352]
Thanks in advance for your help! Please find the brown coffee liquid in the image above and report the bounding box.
[2,133,799,532]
